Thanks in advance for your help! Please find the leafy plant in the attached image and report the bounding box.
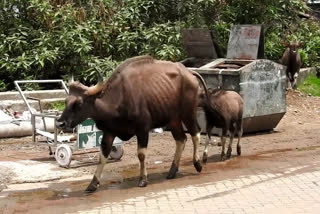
[46,100,65,111]
[0,0,320,92]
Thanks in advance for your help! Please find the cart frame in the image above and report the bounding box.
[14,80,124,167]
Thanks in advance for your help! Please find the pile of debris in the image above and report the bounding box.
[0,109,55,138]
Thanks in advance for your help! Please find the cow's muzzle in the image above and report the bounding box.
[56,120,66,129]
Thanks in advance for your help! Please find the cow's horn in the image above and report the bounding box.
[87,81,104,95]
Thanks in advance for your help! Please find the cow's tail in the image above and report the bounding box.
[190,70,209,101]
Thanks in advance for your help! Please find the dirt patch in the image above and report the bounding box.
[0,90,319,188]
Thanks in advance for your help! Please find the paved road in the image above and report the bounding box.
[75,151,320,214]
[2,147,320,214]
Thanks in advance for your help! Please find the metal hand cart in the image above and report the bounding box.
[14,80,124,168]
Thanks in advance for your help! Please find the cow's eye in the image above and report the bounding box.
[72,101,82,111]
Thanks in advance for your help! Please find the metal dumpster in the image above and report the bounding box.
[181,25,287,133]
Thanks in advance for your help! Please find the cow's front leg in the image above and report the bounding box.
[86,133,114,192]
[292,72,298,89]
[137,133,149,187]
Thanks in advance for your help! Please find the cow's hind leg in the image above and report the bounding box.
[203,123,213,164]
[86,134,114,192]
[226,127,235,159]
[137,132,149,187]
[183,117,202,173]
[167,121,187,179]
[192,132,202,172]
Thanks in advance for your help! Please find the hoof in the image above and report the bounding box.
[193,160,202,172]
[138,177,148,187]
[220,152,226,161]
[85,176,99,193]
[167,162,178,179]
[226,148,232,159]
[217,142,222,146]
[202,153,208,164]
[237,145,241,156]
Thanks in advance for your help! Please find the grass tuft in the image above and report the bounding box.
[46,100,65,111]
[297,73,320,96]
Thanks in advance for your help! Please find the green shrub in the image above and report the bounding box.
[1,0,320,92]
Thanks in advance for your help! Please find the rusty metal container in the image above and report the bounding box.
[180,28,219,67]
[181,25,287,133]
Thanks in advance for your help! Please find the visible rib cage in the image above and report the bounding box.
[145,72,178,122]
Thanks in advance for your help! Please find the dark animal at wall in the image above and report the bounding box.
[200,89,243,162]
[57,55,209,192]
[280,41,302,89]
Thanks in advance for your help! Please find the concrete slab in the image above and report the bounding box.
[0,160,79,184]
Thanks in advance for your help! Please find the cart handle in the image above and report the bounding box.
[14,79,69,114]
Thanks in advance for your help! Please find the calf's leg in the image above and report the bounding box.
[292,72,299,89]
[226,131,234,159]
[86,134,114,192]
[226,123,236,159]
[203,123,213,164]
[236,121,243,156]
[220,129,227,161]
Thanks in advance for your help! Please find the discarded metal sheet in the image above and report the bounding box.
[227,25,264,60]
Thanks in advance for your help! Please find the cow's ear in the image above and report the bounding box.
[283,41,288,47]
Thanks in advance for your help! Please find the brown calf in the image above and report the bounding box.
[280,41,302,89]
[200,89,243,162]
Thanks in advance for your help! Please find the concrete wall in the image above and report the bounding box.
[0,90,67,112]
[297,67,316,86]
[0,89,66,100]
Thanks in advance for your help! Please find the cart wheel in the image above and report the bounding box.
[109,145,124,160]
[55,144,72,168]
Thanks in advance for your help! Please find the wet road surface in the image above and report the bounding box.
[1,146,320,214]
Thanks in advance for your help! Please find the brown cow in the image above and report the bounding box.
[57,56,209,192]
[280,41,302,89]
[200,89,243,162]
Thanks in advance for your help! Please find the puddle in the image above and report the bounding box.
[8,190,58,202]
[296,145,320,151]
